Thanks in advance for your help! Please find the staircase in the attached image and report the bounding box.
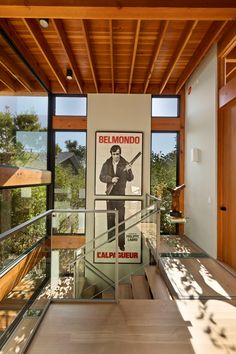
[119,265,171,300]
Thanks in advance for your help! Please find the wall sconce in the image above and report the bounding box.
[66,68,73,80]
[39,19,49,28]
[191,148,200,162]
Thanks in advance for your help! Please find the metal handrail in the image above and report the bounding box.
[71,206,159,265]
[0,210,52,242]
[0,237,47,277]
[52,203,158,253]
[0,194,160,243]
[0,195,161,303]
[84,259,114,288]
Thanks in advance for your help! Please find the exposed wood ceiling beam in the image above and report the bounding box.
[0,46,33,92]
[1,1,236,20]
[109,20,114,93]
[128,20,141,94]
[159,20,197,94]
[0,19,50,92]
[226,69,236,83]
[225,47,236,63]
[0,67,16,92]
[176,21,228,93]
[143,20,169,94]
[23,18,67,93]
[81,19,98,93]
[53,19,83,93]
[226,62,236,78]
[218,21,236,58]
[226,59,236,63]
[82,82,176,94]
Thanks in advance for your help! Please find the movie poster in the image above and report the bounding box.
[94,200,142,263]
[95,131,143,196]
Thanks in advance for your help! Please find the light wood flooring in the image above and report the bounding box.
[26,299,236,354]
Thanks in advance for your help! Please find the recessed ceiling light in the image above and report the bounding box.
[39,19,49,28]
[66,69,73,80]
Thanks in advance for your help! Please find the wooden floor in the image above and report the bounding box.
[26,299,236,354]
[3,234,236,353]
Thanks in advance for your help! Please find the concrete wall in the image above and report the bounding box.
[185,45,218,257]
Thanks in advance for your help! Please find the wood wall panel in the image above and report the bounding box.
[151,118,181,131]
[52,235,85,249]
[53,116,87,130]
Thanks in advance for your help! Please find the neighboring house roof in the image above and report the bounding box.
[56,152,80,172]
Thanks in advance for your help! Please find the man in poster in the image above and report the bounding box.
[99,145,134,251]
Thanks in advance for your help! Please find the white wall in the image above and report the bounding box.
[86,94,151,277]
[87,94,151,208]
[185,45,218,257]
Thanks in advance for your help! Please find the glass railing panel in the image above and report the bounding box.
[0,215,48,274]
[74,254,115,300]
[48,243,116,301]
[0,236,50,349]
[146,194,161,208]
[52,210,85,234]
[118,208,158,288]
[50,210,118,301]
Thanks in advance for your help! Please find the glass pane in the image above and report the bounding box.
[0,96,48,169]
[152,96,179,117]
[0,238,49,349]
[54,131,86,215]
[0,186,47,233]
[151,133,178,234]
[55,96,87,116]
[0,216,47,272]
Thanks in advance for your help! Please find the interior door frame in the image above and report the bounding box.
[217,75,236,261]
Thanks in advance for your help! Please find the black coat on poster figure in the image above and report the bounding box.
[99,145,134,251]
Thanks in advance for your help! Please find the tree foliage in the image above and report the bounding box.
[151,150,177,234]
[0,107,43,166]
[55,139,86,233]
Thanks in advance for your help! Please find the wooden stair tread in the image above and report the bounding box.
[102,289,114,299]
[145,266,171,300]
[159,257,236,299]
[130,275,152,299]
[119,283,133,299]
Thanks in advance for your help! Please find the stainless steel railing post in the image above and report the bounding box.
[114,210,119,303]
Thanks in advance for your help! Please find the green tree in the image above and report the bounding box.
[55,139,86,233]
[14,112,41,131]
[151,150,177,234]
[0,108,24,165]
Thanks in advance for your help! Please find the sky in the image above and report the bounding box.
[152,132,177,155]
[56,131,86,150]
[0,96,48,127]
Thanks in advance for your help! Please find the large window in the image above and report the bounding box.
[54,131,86,209]
[54,132,86,234]
[0,96,48,169]
[151,132,178,234]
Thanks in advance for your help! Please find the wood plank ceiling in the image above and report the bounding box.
[0,1,235,95]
